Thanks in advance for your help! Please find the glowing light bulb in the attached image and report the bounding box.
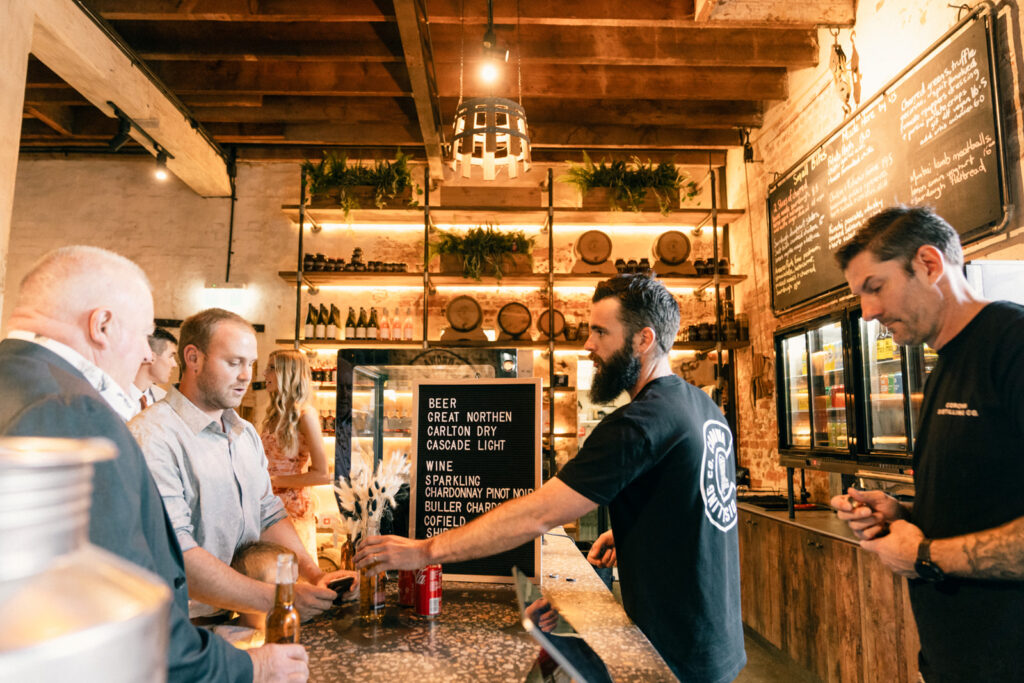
[480,60,499,84]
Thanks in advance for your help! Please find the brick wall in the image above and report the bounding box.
[726,0,1024,500]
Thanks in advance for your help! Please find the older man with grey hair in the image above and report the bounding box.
[0,246,308,683]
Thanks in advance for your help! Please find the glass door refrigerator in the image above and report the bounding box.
[852,312,938,468]
[776,314,855,472]
[776,309,939,479]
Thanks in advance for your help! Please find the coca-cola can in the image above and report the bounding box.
[415,564,442,618]
[398,569,416,607]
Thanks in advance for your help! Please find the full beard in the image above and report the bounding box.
[589,341,642,404]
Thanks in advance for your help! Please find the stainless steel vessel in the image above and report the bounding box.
[0,437,171,682]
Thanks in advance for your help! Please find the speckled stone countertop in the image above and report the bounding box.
[302,529,676,682]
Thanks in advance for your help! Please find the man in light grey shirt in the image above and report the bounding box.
[131,308,355,622]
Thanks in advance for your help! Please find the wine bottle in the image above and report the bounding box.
[367,308,379,340]
[345,307,357,340]
[403,307,414,341]
[326,304,339,340]
[304,304,316,340]
[316,304,328,339]
[391,308,402,341]
[379,307,391,341]
[265,554,300,644]
[356,307,368,339]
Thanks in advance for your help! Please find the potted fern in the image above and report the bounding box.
[301,151,421,216]
[562,152,699,214]
[429,225,534,282]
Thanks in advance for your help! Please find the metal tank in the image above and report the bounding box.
[0,437,171,683]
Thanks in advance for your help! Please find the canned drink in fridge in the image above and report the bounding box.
[893,372,903,395]
[398,570,416,607]
[415,564,442,618]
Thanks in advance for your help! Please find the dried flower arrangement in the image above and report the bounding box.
[334,450,411,543]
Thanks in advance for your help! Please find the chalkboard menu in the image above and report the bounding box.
[410,378,541,581]
[768,11,1006,312]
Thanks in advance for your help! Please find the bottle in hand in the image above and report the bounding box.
[265,553,300,644]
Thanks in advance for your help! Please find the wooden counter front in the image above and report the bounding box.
[302,529,675,682]
[738,504,921,683]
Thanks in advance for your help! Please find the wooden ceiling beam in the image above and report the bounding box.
[89,0,395,22]
[28,0,230,196]
[91,0,848,28]
[23,103,75,136]
[429,24,818,68]
[530,149,728,166]
[693,0,855,27]
[393,0,445,181]
[187,96,418,124]
[206,121,425,146]
[22,86,91,107]
[144,60,415,96]
[440,64,788,101]
[528,124,738,149]
[109,19,404,61]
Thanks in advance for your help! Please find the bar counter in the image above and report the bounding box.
[302,529,676,682]
[738,503,858,544]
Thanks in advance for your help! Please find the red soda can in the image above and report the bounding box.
[398,570,416,607]
[415,564,442,618]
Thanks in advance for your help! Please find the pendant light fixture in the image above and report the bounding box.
[449,0,531,180]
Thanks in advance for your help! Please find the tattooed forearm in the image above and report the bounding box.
[936,516,1024,581]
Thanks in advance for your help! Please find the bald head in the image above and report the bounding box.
[17,246,152,323]
[9,246,155,390]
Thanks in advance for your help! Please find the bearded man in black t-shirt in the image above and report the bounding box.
[355,274,747,683]
[831,206,1024,683]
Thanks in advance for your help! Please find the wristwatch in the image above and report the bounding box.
[915,538,946,582]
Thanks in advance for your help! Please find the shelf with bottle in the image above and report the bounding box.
[281,270,422,288]
[282,204,745,227]
[554,273,747,289]
[300,303,420,344]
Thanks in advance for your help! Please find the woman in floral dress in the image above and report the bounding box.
[261,349,331,560]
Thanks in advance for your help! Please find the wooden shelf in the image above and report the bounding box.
[281,204,745,228]
[279,271,421,287]
[278,339,425,350]
[281,270,748,291]
[430,273,549,288]
[553,273,746,289]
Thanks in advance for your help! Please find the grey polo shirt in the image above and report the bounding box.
[130,387,287,614]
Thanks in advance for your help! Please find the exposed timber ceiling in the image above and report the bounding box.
[20,0,854,169]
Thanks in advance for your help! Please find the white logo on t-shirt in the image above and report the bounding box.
[701,419,737,532]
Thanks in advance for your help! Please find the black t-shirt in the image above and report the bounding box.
[910,301,1024,683]
[557,375,746,683]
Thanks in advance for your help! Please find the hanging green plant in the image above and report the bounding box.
[561,151,699,214]
[301,151,421,216]
[429,224,534,282]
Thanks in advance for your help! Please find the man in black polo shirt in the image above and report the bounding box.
[356,274,746,682]
[831,206,1024,683]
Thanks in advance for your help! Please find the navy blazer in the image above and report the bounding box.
[0,339,252,683]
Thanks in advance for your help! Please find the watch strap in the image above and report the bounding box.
[917,537,933,564]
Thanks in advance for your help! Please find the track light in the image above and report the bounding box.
[108,116,131,152]
[154,151,168,181]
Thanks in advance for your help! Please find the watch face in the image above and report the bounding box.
[915,559,944,582]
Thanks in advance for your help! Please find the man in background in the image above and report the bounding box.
[131,308,355,623]
[131,326,178,415]
[355,274,746,682]
[0,246,308,683]
[831,206,1024,682]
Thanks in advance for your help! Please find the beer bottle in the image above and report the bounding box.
[345,307,357,340]
[265,553,300,644]
[367,308,379,340]
[304,304,316,340]
[356,308,368,339]
[316,304,329,339]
